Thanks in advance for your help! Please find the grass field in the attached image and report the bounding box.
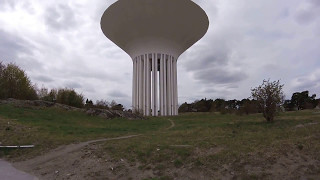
[1,104,320,179]
[0,104,168,159]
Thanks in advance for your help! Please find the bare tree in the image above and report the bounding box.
[251,79,285,122]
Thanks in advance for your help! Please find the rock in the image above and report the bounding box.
[85,108,143,120]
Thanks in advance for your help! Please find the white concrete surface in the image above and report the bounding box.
[101,0,209,116]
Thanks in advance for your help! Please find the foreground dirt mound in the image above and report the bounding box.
[0,99,143,120]
[13,139,320,180]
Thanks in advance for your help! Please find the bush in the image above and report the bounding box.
[95,99,110,109]
[251,79,285,122]
[0,62,37,100]
[56,88,84,108]
[40,87,84,108]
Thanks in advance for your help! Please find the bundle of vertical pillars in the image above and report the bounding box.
[132,53,178,116]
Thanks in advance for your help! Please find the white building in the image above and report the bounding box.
[101,0,209,116]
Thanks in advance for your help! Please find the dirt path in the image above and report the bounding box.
[14,118,174,171]
[166,119,175,130]
[13,135,141,173]
[0,159,38,180]
[11,118,176,179]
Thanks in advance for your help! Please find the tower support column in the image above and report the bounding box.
[159,54,164,116]
[132,53,178,116]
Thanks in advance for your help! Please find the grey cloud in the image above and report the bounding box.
[291,69,320,92]
[64,81,82,89]
[0,0,18,10]
[108,91,129,98]
[295,10,317,25]
[181,27,242,76]
[310,0,320,6]
[83,86,96,93]
[201,84,239,95]
[184,47,229,71]
[0,30,32,62]
[44,4,77,30]
[0,30,44,73]
[193,68,247,84]
[1,0,320,106]
[293,77,320,90]
[69,68,121,82]
[33,75,54,83]
[246,28,292,40]
[294,1,320,25]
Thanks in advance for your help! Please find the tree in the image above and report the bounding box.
[96,99,110,109]
[0,62,38,100]
[210,98,226,112]
[290,91,318,110]
[85,99,94,108]
[111,103,124,111]
[178,102,191,112]
[251,79,285,122]
[37,85,49,99]
[193,98,213,112]
[283,100,295,111]
[0,62,5,97]
[238,99,260,115]
[56,88,84,108]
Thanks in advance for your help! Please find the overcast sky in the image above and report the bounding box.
[0,0,319,108]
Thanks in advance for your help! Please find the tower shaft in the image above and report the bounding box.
[132,53,178,116]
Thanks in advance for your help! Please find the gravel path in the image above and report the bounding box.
[166,119,175,130]
[0,159,38,180]
[14,134,141,172]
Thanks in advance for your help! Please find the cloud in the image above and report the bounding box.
[33,75,54,83]
[291,69,320,91]
[108,90,129,98]
[193,67,247,84]
[0,30,32,62]
[295,10,317,25]
[64,81,82,89]
[1,0,320,108]
[44,4,77,31]
[0,0,18,10]
[294,0,320,25]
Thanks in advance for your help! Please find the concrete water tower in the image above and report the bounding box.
[101,0,209,116]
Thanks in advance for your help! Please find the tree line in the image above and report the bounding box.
[0,62,124,110]
[179,81,319,117]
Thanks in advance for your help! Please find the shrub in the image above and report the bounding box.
[251,79,285,122]
[40,87,84,108]
[0,62,37,100]
[56,88,84,108]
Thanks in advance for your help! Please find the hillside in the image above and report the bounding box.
[0,104,320,179]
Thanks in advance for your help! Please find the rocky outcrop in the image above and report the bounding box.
[85,108,143,120]
[0,99,143,120]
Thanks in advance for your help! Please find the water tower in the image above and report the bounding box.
[101,0,209,116]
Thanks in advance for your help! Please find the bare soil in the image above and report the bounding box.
[2,109,319,179]
[12,133,320,179]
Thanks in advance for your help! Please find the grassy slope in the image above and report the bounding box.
[0,104,168,159]
[101,112,320,169]
[0,104,320,178]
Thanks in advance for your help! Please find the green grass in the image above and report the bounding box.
[0,104,320,178]
[96,110,320,175]
[0,104,168,159]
